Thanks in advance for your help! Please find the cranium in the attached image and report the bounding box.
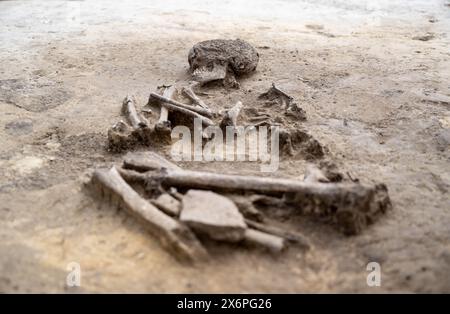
[188,39,259,88]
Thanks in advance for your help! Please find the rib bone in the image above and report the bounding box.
[149,92,214,127]
[149,92,213,118]
[182,85,210,111]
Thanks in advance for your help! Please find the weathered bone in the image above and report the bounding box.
[151,193,181,217]
[182,85,211,111]
[271,83,293,101]
[252,120,281,127]
[88,166,208,263]
[122,167,390,234]
[155,86,176,131]
[243,229,286,253]
[248,115,271,122]
[192,64,228,85]
[226,194,265,222]
[164,102,214,126]
[107,95,153,152]
[279,128,325,160]
[285,102,307,120]
[123,151,182,172]
[107,120,135,152]
[245,219,310,249]
[116,167,147,184]
[115,153,391,235]
[168,187,184,201]
[149,92,213,118]
[150,95,215,127]
[303,164,330,183]
[259,83,306,120]
[220,101,243,129]
[123,165,384,200]
[259,83,293,107]
[152,86,176,144]
[122,95,148,129]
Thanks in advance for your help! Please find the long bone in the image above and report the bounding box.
[89,166,208,263]
[118,153,391,235]
[149,92,214,118]
[122,95,149,129]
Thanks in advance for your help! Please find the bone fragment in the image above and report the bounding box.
[192,63,228,85]
[130,166,380,199]
[151,193,181,217]
[243,228,286,253]
[116,167,147,184]
[168,187,184,201]
[270,83,293,100]
[220,101,243,128]
[144,171,389,234]
[303,164,330,183]
[226,194,265,222]
[248,115,271,122]
[158,102,214,127]
[182,85,210,111]
[149,92,214,118]
[259,83,305,118]
[117,154,391,235]
[107,120,135,151]
[122,95,148,129]
[156,86,176,129]
[89,166,208,263]
[123,151,182,172]
[245,219,310,249]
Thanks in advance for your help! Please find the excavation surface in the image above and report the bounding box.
[0,0,449,292]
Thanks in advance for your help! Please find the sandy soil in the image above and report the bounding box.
[0,0,449,293]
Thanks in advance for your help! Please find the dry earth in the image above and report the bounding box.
[0,0,449,292]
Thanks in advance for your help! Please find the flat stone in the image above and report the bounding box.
[180,190,247,242]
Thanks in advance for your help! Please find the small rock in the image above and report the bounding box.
[412,33,435,41]
[437,129,450,151]
[10,156,44,175]
[151,193,181,216]
[305,24,324,30]
[438,116,450,129]
[180,190,247,242]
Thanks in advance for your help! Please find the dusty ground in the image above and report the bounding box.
[0,0,449,293]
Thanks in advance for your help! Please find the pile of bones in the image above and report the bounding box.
[87,39,392,263]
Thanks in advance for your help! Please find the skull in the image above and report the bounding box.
[188,39,259,88]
